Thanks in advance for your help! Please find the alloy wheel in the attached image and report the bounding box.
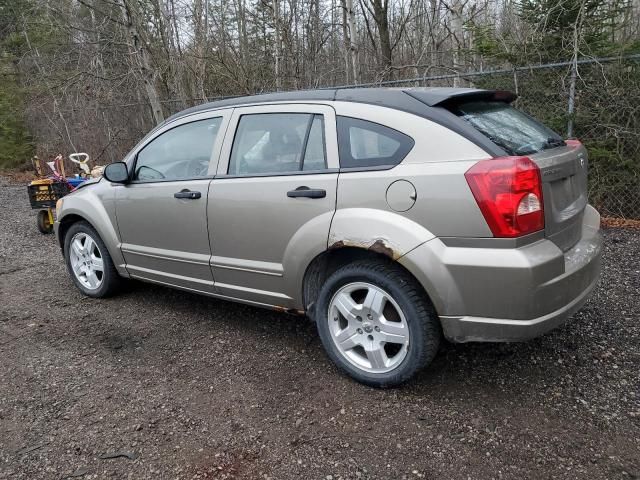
[69,232,104,290]
[328,282,409,374]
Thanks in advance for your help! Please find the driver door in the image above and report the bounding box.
[115,110,231,293]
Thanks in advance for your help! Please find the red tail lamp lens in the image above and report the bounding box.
[465,156,544,237]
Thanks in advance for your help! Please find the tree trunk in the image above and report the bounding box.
[346,0,359,84]
[567,0,586,138]
[160,0,187,108]
[369,0,392,75]
[193,0,208,101]
[120,0,164,124]
[341,0,351,83]
[273,0,282,90]
[450,0,464,87]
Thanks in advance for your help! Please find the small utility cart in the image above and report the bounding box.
[27,154,88,234]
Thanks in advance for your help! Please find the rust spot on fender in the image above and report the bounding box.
[329,240,346,250]
[368,239,397,259]
[329,237,401,260]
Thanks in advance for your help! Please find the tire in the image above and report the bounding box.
[37,210,53,234]
[315,260,441,388]
[63,221,121,298]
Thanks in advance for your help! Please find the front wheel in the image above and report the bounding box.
[315,260,441,388]
[63,221,121,298]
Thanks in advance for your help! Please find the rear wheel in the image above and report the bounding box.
[315,260,441,388]
[63,221,121,298]
[36,210,53,234]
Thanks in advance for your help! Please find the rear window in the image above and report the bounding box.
[450,101,565,156]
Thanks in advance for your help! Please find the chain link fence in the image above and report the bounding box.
[330,55,640,219]
[41,55,640,219]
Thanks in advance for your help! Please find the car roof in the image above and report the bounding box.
[165,87,515,124]
[160,87,514,159]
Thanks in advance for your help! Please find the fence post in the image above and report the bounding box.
[567,55,578,138]
[512,68,519,106]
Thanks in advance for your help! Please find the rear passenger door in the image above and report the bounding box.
[208,104,339,308]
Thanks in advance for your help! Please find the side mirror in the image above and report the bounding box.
[103,162,129,184]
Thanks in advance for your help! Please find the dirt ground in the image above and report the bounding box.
[0,177,638,480]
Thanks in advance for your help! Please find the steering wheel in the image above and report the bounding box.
[164,158,209,179]
[186,157,209,177]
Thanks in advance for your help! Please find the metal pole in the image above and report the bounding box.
[512,68,519,106]
[567,56,578,138]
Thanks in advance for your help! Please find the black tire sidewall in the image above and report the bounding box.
[63,221,117,298]
[315,262,438,387]
[37,210,53,234]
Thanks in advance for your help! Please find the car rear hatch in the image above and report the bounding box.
[530,143,588,251]
[441,95,588,251]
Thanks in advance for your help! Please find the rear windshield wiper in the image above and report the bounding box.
[474,129,518,155]
[543,137,566,150]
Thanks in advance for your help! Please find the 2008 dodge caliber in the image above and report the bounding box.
[54,88,602,387]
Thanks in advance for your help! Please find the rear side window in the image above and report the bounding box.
[337,116,414,168]
[450,101,565,156]
[228,113,327,175]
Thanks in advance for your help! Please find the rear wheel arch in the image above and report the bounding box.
[302,246,440,321]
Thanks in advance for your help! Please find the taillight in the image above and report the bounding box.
[565,139,582,148]
[465,156,544,238]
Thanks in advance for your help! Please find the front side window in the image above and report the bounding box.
[450,101,565,156]
[337,116,414,168]
[228,113,327,175]
[134,117,221,181]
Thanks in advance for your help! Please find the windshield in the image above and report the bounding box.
[451,101,565,156]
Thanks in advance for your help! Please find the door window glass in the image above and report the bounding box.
[228,113,327,175]
[134,117,221,181]
[337,116,414,168]
[302,115,326,171]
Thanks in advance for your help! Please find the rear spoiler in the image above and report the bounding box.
[404,88,517,108]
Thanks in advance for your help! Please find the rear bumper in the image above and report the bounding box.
[399,205,603,342]
[439,274,598,342]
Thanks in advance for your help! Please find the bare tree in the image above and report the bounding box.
[5,0,638,172]
[120,0,165,124]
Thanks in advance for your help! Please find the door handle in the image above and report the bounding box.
[174,189,201,199]
[287,186,326,199]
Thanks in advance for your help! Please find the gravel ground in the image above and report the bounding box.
[0,177,638,480]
